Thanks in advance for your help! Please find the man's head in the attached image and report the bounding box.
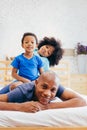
[35,71,60,105]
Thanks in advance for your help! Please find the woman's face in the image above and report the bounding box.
[38,45,55,57]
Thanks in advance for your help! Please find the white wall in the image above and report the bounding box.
[0,0,87,58]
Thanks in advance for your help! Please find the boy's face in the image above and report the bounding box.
[22,36,36,53]
[38,45,55,57]
[35,73,58,105]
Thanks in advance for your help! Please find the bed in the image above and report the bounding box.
[0,106,87,127]
[0,60,87,129]
[0,95,87,128]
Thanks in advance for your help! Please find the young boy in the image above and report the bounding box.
[0,32,44,93]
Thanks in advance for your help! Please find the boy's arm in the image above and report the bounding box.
[39,67,44,74]
[12,68,31,83]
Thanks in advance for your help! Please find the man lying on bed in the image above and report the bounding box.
[0,71,86,113]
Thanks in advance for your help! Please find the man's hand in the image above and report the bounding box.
[19,101,48,113]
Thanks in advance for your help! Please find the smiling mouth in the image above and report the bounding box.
[40,97,50,104]
[27,47,33,49]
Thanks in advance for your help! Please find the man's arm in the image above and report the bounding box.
[0,93,47,112]
[0,94,19,111]
[0,100,47,113]
[0,88,86,113]
[47,88,87,109]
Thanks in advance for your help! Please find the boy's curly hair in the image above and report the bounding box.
[38,37,64,66]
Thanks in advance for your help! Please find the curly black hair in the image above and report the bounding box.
[38,37,64,66]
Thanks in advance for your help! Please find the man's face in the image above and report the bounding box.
[35,75,58,105]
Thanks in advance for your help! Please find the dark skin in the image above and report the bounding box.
[0,71,86,113]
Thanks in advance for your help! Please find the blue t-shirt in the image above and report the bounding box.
[11,53,43,81]
[7,82,65,103]
[34,49,49,71]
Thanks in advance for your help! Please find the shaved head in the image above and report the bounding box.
[37,70,60,87]
[35,70,60,104]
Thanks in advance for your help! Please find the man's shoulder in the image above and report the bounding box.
[56,85,65,97]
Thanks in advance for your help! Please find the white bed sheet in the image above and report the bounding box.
[0,106,87,127]
[0,95,87,127]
